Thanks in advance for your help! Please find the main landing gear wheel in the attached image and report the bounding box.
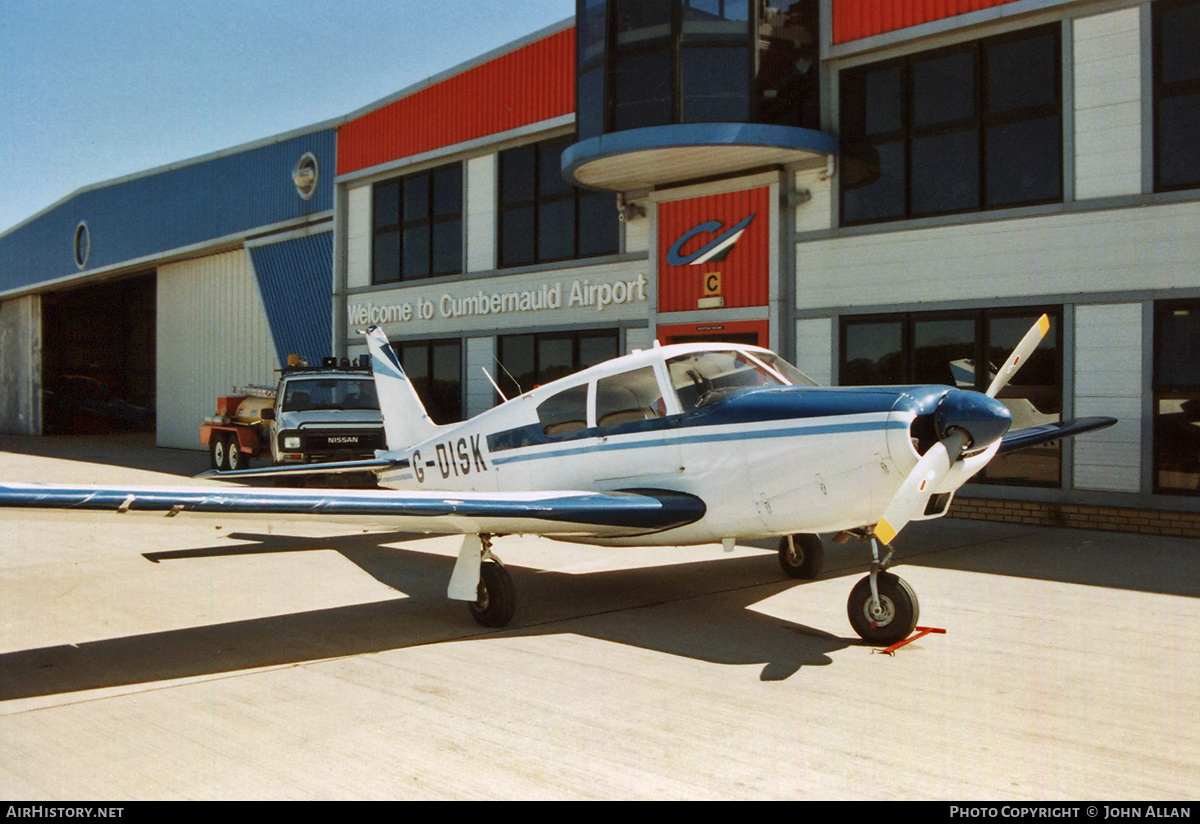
[847,572,919,646]
[209,436,228,470]
[469,560,516,628]
[778,534,824,579]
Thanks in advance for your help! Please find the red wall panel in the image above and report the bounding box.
[338,28,575,176]
[833,0,1024,44]
[656,319,770,347]
[657,187,771,313]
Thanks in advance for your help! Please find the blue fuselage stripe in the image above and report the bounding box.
[490,418,903,466]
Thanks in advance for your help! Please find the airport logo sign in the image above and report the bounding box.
[666,213,757,267]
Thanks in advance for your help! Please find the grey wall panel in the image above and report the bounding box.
[0,296,42,435]
[156,251,280,451]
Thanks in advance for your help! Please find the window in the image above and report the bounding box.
[391,338,463,424]
[840,308,1063,486]
[282,378,380,412]
[498,137,618,267]
[666,349,794,410]
[1153,300,1200,494]
[537,384,590,436]
[576,0,819,139]
[1153,0,1200,191]
[840,25,1062,225]
[372,163,463,284]
[496,329,619,399]
[596,366,666,427]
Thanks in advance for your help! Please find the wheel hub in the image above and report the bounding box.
[865,595,895,626]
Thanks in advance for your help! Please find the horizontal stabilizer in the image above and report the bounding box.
[998,416,1117,455]
[196,457,397,481]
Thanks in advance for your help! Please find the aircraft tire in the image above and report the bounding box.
[847,572,919,646]
[778,534,824,579]
[210,436,229,471]
[469,560,516,628]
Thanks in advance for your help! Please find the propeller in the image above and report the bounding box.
[985,314,1050,399]
[874,314,1050,545]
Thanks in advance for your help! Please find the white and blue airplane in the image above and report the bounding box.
[0,318,1115,645]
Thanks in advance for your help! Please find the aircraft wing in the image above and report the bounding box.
[0,482,706,539]
[997,416,1118,455]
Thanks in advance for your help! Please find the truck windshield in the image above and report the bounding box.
[281,378,380,412]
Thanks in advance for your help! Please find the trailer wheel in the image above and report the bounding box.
[209,435,229,471]
[227,439,246,471]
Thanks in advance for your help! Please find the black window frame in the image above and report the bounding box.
[390,337,464,425]
[839,23,1063,226]
[497,137,619,268]
[1152,0,1200,192]
[576,0,820,140]
[839,306,1064,487]
[1152,298,1200,495]
[496,328,620,400]
[372,162,464,285]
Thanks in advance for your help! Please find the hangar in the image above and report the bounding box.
[2,0,1199,536]
[0,128,337,448]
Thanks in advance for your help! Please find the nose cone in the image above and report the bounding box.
[935,389,1012,450]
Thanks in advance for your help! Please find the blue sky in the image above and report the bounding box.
[0,0,575,234]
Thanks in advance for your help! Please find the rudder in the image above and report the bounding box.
[364,326,441,450]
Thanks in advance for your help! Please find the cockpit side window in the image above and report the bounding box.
[595,367,666,428]
[536,383,589,436]
[751,352,819,387]
[667,350,790,410]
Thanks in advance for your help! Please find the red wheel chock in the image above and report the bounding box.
[873,626,946,655]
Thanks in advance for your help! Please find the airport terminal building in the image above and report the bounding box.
[2,0,1199,535]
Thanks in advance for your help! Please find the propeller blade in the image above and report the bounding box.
[986,314,1050,399]
[875,429,969,545]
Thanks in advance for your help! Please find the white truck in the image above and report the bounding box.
[201,357,386,470]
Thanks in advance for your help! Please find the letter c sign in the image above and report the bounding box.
[704,271,722,297]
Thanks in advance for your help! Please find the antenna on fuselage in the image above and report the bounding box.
[482,366,508,402]
[493,358,522,397]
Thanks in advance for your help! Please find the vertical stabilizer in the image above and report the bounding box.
[364,326,441,450]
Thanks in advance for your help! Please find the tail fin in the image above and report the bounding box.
[364,326,441,450]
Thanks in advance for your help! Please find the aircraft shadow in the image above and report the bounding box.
[889,518,1200,599]
[0,432,210,477]
[0,533,856,702]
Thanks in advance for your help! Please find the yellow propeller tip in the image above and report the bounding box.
[875,518,898,545]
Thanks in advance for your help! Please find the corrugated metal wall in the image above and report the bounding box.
[657,187,771,312]
[156,249,280,450]
[338,28,575,176]
[248,232,334,367]
[832,0,1024,43]
[0,129,336,296]
[0,295,41,435]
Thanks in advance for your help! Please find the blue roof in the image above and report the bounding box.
[0,128,336,296]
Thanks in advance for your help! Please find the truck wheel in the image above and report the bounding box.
[209,436,229,471]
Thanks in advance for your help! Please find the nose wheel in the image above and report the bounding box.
[847,571,919,646]
[840,536,920,645]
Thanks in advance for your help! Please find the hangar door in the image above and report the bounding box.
[41,273,156,434]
